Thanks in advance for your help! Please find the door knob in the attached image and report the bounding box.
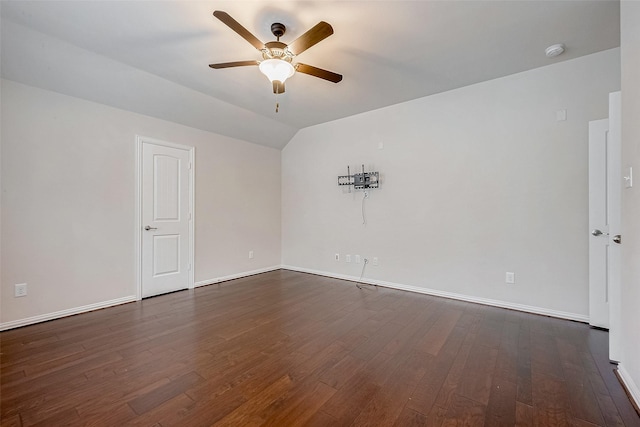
[613,234,622,244]
[144,225,158,231]
[591,229,604,236]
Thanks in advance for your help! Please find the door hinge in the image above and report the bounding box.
[188,264,192,271]
[188,162,192,170]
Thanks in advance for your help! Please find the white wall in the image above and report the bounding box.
[619,0,640,407]
[0,20,297,149]
[1,79,281,326]
[282,48,620,320]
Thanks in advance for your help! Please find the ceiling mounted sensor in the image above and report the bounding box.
[545,43,566,58]
[209,10,343,112]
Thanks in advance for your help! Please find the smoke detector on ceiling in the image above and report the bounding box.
[545,43,566,58]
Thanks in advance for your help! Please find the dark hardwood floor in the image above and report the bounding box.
[1,270,639,426]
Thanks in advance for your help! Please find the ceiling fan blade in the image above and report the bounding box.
[209,60,259,69]
[213,10,265,51]
[286,22,333,56]
[296,63,343,83]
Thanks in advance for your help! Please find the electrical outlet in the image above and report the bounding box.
[373,257,379,266]
[15,283,27,297]
[505,272,515,284]
[346,254,351,263]
[249,250,254,259]
[355,255,361,264]
[335,253,340,261]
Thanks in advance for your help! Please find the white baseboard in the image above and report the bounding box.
[281,265,589,323]
[195,265,282,288]
[0,266,280,331]
[0,265,589,331]
[617,364,640,411]
[0,295,137,331]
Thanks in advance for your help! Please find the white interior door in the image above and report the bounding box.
[141,139,192,298]
[587,92,622,363]
[588,118,610,329]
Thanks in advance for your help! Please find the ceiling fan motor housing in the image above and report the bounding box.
[271,22,286,39]
[263,41,293,61]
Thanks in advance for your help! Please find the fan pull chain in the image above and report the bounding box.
[275,91,279,113]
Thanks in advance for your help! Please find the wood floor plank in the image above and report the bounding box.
[393,407,430,426]
[515,401,534,427]
[22,406,80,427]
[303,410,340,427]
[127,371,204,415]
[126,393,196,426]
[474,314,504,350]
[74,354,209,418]
[287,341,349,383]
[557,342,606,425]
[1,270,638,426]
[0,413,23,427]
[2,371,89,420]
[176,352,302,425]
[349,319,406,361]
[72,402,138,426]
[351,350,433,426]
[211,374,294,426]
[406,325,467,415]
[318,353,366,390]
[425,404,448,427]
[484,377,517,425]
[381,299,440,356]
[517,320,534,406]
[531,372,573,425]
[433,328,476,409]
[456,343,499,406]
[317,369,382,424]
[260,380,337,427]
[415,308,462,356]
[494,320,520,384]
[440,393,486,427]
[531,329,566,380]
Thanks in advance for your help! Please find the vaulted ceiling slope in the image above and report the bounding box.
[0,1,620,150]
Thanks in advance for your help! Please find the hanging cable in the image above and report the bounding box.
[356,259,376,290]
[361,191,369,225]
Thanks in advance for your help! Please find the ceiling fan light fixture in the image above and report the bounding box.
[259,59,295,84]
[210,11,342,107]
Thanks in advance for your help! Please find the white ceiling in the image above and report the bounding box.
[0,1,620,149]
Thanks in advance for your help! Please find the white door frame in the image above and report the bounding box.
[588,118,610,329]
[607,91,622,362]
[135,135,195,300]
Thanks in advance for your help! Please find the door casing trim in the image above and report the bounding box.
[135,135,195,300]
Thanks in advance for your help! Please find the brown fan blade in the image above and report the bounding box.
[213,11,264,51]
[296,63,343,83]
[209,60,259,69]
[286,21,333,56]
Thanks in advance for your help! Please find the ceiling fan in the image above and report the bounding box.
[209,11,343,97]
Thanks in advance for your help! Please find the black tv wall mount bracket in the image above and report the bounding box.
[338,164,379,190]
